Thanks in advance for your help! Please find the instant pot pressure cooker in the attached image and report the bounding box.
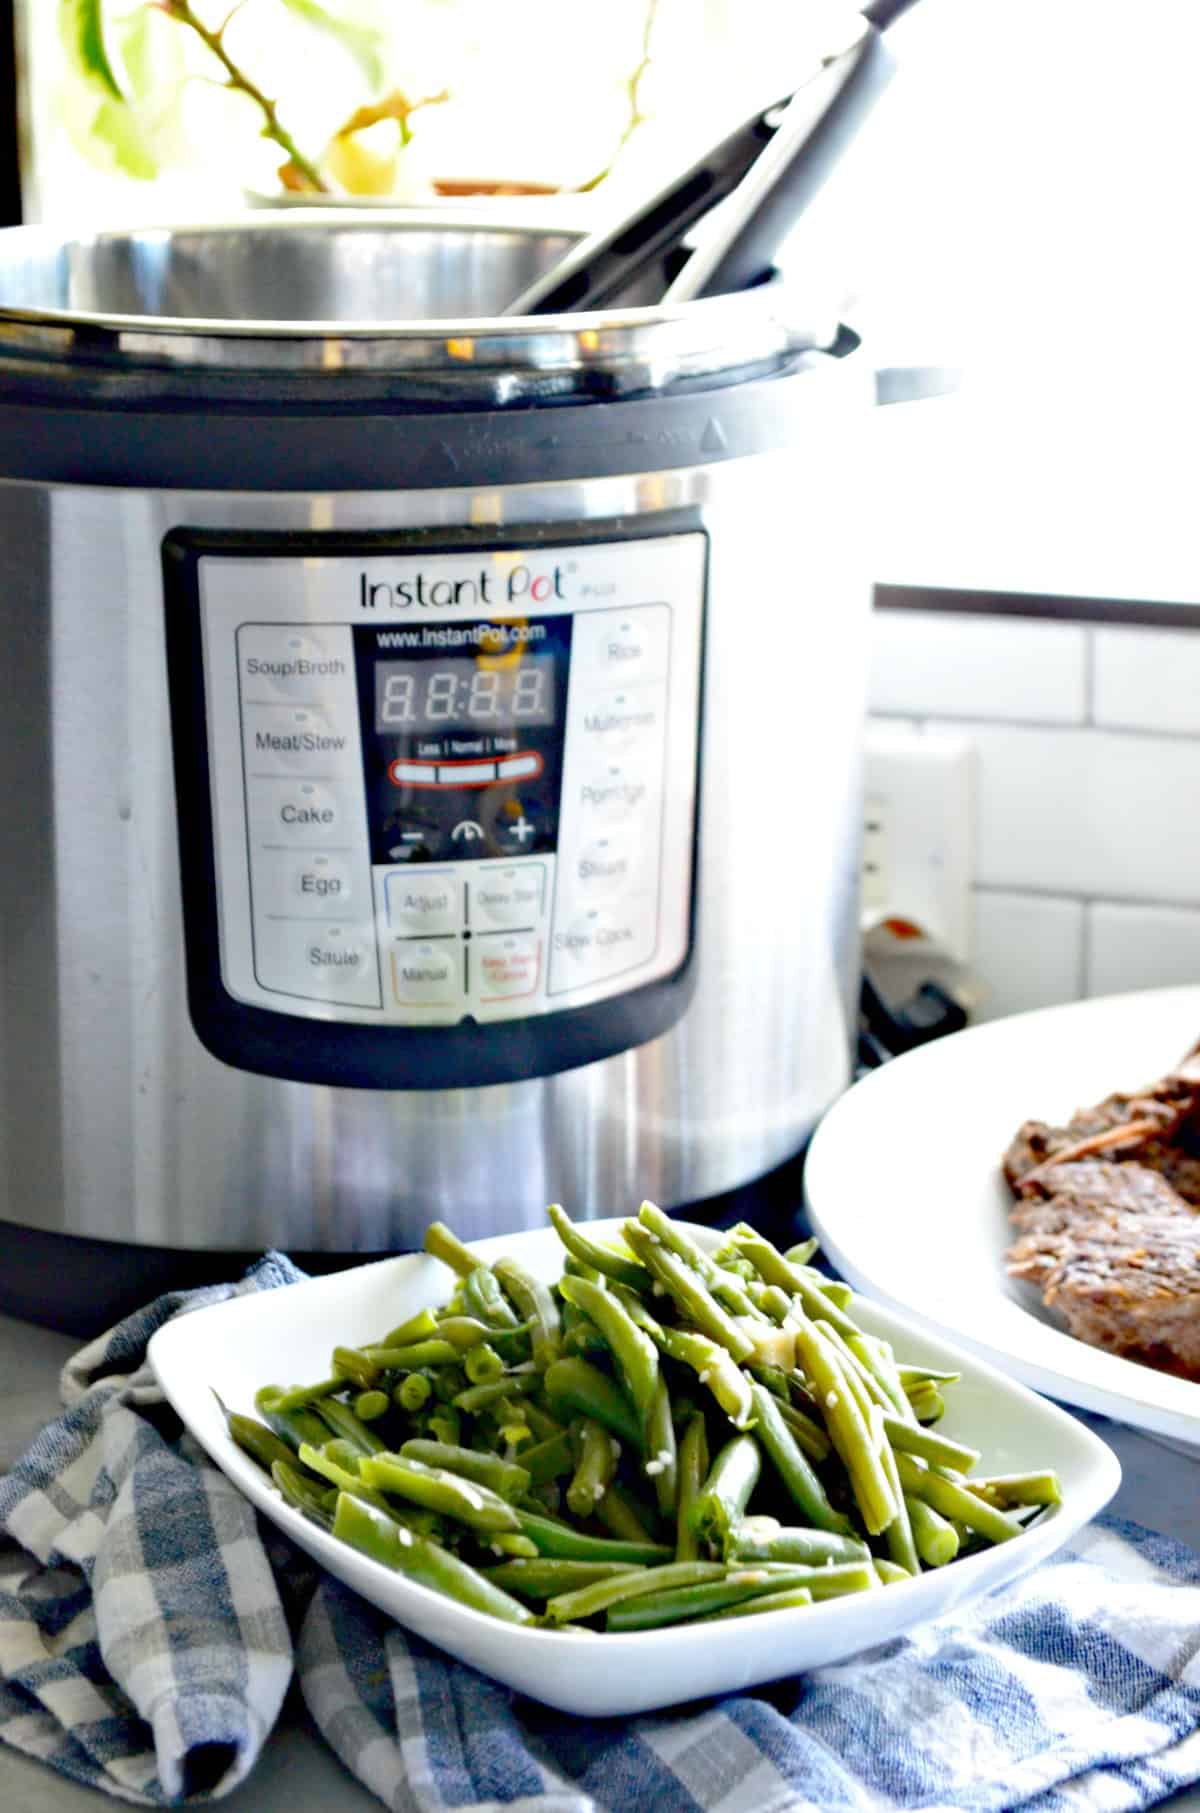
[0,215,870,1293]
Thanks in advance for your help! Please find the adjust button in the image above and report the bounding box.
[391,941,461,1006]
[385,869,460,936]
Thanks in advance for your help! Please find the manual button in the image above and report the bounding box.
[385,869,460,935]
[391,941,460,1006]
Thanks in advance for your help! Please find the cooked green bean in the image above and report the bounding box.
[215,1394,301,1478]
[772,1395,833,1464]
[881,1415,980,1474]
[728,1520,870,1568]
[271,1459,336,1528]
[270,1377,343,1411]
[482,1559,641,1599]
[519,1430,575,1487]
[907,1383,946,1424]
[398,1440,530,1503]
[907,1496,960,1567]
[542,1356,642,1449]
[461,1266,520,1331]
[314,1398,387,1456]
[296,1441,394,1515]
[699,1586,815,1620]
[353,1390,390,1423]
[595,1483,658,1546]
[566,1418,618,1518]
[674,1410,708,1562]
[790,1323,896,1537]
[746,1380,855,1536]
[732,1228,860,1342]
[463,1343,505,1385]
[558,1275,659,1424]
[514,1510,671,1566]
[966,1471,1062,1508]
[423,1221,483,1279]
[877,1418,919,1576]
[493,1258,561,1368]
[452,1374,540,1416]
[378,1307,441,1349]
[623,1222,756,1362]
[426,1405,462,1447]
[654,1326,755,1429]
[545,1559,730,1624]
[360,1453,521,1533]
[334,1493,533,1624]
[607,1561,876,1630]
[644,1374,678,1517]
[636,1201,765,1322]
[874,1558,913,1586]
[546,1204,653,1292]
[395,1372,432,1413]
[362,1340,460,1371]
[332,1346,382,1390]
[690,1435,761,1556]
[895,1453,1023,1544]
[254,1386,331,1454]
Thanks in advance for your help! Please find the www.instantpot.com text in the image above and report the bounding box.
[358,563,567,612]
[374,622,549,650]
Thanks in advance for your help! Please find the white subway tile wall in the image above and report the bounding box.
[868,608,1200,1020]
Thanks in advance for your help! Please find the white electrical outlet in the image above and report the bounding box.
[862,725,973,965]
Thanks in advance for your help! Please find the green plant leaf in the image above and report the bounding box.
[89,96,159,179]
[59,0,124,101]
[277,0,386,91]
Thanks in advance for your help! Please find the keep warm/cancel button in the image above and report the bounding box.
[547,906,654,994]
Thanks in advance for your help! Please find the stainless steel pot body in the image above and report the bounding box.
[0,217,871,1251]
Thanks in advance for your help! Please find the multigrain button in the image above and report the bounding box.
[470,865,545,930]
[476,932,541,1001]
[384,869,460,935]
[577,683,663,755]
[391,941,460,1006]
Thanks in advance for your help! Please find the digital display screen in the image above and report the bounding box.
[374,655,557,735]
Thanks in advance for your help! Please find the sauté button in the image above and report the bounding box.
[303,924,373,987]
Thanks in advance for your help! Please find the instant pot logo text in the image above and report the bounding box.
[358,564,567,611]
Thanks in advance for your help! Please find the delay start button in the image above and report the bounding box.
[470,864,545,930]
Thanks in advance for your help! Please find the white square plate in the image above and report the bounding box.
[805,985,1200,1452]
[149,1220,1120,1718]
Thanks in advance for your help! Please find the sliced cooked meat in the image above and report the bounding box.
[1012,1160,1194,1217]
[1001,1042,1200,1380]
[1007,1209,1200,1376]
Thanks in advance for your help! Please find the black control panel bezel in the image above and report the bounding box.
[162,514,706,1091]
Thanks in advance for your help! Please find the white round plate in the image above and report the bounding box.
[805,985,1200,1452]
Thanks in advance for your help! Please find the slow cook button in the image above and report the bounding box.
[475,932,541,1002]
[470,864,545,930]
[391,941,460,1006]
[549,905,654,992]
[385,869,460,935]
[570,603,670,683]
[243,703,357,777]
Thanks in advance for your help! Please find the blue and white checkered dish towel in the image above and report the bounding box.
[3,1258,1200,1812]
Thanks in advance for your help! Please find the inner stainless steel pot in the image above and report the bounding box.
[0,212,832,395]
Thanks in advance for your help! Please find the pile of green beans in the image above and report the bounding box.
[220,1205,1063,1634]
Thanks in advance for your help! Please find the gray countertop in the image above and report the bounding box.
[3,1310,1200,1812]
